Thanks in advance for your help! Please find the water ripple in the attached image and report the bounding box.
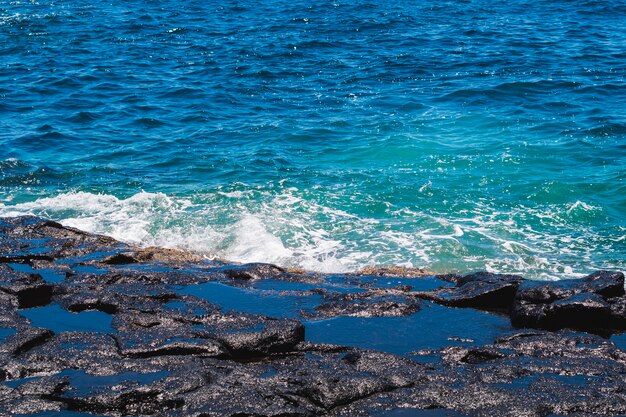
[1,0,625,278]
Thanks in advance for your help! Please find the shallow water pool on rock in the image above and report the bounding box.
[180,281,325,318]
[7,262,65,283]
[60,369,171,398]
[306,302,513,356]
[20,304,114,334]
[27,412,109,417]
[0,327,17,342]
[375,409,469,417]
[610,332,626,350]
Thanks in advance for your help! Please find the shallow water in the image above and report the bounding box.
[1,0,625,279]
[20,305,113,333]
[306,303,512,356]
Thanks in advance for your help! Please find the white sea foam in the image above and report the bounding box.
[227,215,293,264]
[566,200,597,215]
[0,190,622,279]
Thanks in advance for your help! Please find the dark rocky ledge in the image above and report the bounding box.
[0,216,625,416]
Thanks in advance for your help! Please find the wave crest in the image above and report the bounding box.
[0,190,623,279]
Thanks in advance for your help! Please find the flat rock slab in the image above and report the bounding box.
[0,216,625,416]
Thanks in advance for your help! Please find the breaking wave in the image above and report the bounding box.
[1,189,623,280]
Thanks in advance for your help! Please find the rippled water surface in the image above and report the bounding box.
[1,0,625,278]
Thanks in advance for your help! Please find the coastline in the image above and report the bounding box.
[4,1,626,415]
[1,215,625,416]
[2,189,621,281]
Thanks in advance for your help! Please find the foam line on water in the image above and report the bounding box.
[0,190,623,279]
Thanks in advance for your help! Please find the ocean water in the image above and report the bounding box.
[1,0,625,279]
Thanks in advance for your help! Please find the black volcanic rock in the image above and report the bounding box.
[0,265,54,309]
[221,262,286,280]
[0,327,54,356]
[315,289,422,318]
[417,272,523,311]
[0,216,626,416]
[511,271,626,332]
[0,216,121,261]
[101,252,140,265]
[344,331,626,417]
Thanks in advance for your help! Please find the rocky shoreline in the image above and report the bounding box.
[0,216,625,416]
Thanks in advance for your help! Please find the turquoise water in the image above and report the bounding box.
[1,0,625,279]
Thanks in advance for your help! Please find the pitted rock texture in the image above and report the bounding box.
[417,272,523,311]
[0,216,625,416]
[416,270,626,333]
[511,271,626,332]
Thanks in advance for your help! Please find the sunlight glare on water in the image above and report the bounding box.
[1,0,625,279]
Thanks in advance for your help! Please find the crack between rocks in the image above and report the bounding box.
[14,330,54,356]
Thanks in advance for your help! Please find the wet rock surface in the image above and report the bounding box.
[416,272,523,311]
[511,271,626,332]
[0,216,625,416]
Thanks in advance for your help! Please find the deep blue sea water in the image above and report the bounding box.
[1,0,625,279]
